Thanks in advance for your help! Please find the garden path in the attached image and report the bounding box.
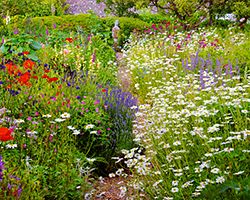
[91,52,149,200]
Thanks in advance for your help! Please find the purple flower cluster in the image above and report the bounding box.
[0,156,22,198]
[66,0,106,17]
[101,87,138,151]
[182,52,240,89]
[0,156,4,182]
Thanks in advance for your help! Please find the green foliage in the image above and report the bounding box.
[201,176,250,200]
[1,14,149,48]
[97,0,137,17]
[233,0,250,20]
[137,12,174,24]
[98,0,249,27]
[0,33,42,61]
[121,25,250,199]
[0,0,69,17]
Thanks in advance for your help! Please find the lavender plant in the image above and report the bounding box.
[101,88,138,153]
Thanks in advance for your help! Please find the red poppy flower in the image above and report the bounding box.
[42,74,49,79]
[23,51,30,55]
[0,127,14,141]
[47,77,58,83]
[66,38,73,43]
[31,76,38,80]
[23,59,35,70]
[102,89,107,92]
[5,63,20,76]
[44,69,50,73]
[18,72,31,86]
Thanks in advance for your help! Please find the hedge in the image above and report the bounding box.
[0,14,150,47]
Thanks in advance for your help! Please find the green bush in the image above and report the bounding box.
[137,12,174,24]
[0,0,69,17]
[0,14,149,48]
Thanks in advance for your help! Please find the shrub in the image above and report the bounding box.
[0,0,69,17]
[137,12,174,24]
[0,14,150,48]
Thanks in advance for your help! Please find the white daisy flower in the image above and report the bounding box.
[73,130,81,135]
[60,112,70,119]
[6,144,17,149]
[211,168,220,174]
[55,118,66,122]
[216,176,225,184]
[90,131,97,135]
[26,131,38,135]
[85,124,95,130]
[109,173,116,178]
[42,114,52,118]
[171,187,179,193]
[67,126,75,130]
[15,119,25,123]
[172,180,179,186]
[233,171,244,176]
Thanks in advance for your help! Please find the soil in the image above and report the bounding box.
[116,52,132,92]
[90,53,141,200]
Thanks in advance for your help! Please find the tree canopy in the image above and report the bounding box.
[97,0,249,26]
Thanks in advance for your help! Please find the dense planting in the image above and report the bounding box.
[0,5,249,199]
[118,25,250,199]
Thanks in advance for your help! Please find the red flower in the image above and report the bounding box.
[66,38,73,43]
[42,74,49,79]
[0,127,14,141]
[102,89,107,92]
[23,59,35,70]
[23,51,30,55]
[18,72,31,86]
[31,76,38,80]
[44,69,50,73]
[47,77,58,83]
[5,63,21,76]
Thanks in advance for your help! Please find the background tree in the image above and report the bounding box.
[0,0,69,17]
[96,0,137,17]
[98,0,249,27]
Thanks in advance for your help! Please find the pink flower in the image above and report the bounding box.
[27,116,32,121]
[63,49,70,55]
[94,100,100,105]
[49,134,53,142]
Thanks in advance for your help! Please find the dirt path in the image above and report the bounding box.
[116,52,132,91]
[88,52,136,200]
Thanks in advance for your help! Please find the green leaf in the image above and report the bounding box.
[27,53,39,61]
[29,41,42,50]
[0,44,8,54]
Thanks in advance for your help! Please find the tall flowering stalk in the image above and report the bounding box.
[101,88,138,153]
